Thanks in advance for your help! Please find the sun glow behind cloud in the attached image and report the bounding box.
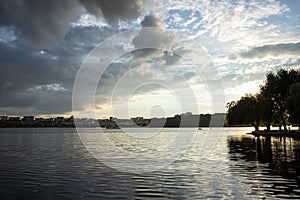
[0,0,299,117]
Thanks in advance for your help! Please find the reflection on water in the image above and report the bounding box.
[228,135,300,198]
[0,128,300,199]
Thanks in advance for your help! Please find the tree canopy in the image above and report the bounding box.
[287,82,300,129]
[227,94,261,131]
[227,68,300,131]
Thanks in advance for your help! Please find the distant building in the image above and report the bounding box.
[131,117,151,127]
[56,117,65,123]
[74,118,98,127]
[131,117,143,121]
[109,117,117,122]
[8,116,21,121]
[49,118,56,122]
[62,116,75,127]
[35,118,46,122]
[182,112,193,116]
[67,116,74,122]
[22,116,35,122]
[0,116,8,121]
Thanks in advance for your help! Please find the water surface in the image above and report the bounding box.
[0,127,300,199]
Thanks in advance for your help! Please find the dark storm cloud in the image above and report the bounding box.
[0,38,82,115]
[1,88,72,115]
[0,40,80,92]
[0,0,149,47]
[0,0,82,48]
[79,0,148,25]
[0,0,152,115]
[65,26,119,52]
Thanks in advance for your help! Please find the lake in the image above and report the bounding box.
[0,127,300,199]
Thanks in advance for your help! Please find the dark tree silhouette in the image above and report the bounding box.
[227,94,261,131]
[227,68,300,131]
[260,69,299,131]
[287,82,300,130]
[257,92,273,131]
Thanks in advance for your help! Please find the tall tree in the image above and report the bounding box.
[257,93,273,131]
[227,94,261,131]
[227,68,300,131]
[287,82,300,130]
[260,69,300,131]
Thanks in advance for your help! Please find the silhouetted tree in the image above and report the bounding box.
[260,69,300,131]
[226,101,237,125]
[287,82,300,130]
[257,92,273,131]
[227,69,300,131]
[227,94,261,131]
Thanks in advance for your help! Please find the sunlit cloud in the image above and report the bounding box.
[161,0,290,49]
[225,79,263,101]
[0,0,299,117]
[71,13,108,28]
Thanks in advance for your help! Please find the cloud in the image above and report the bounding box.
[0,39,81,115]
[162,0,291,53]
[0,26,16,43]
[0,0,152,115]
[225,79,263,100]
[93,61,206,118]
[238,42,300,60]
[79,0,151,26]
[0,0,299,117]
[65,25,118,51]
[140,15,163,28]
[132,15,176,63]
[0,0,82,48]
[0,0,150,47]
[71,13,107,28]
[132,15,173,56]
[0,89,72,116]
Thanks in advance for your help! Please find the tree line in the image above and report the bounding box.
[226,69,300,131]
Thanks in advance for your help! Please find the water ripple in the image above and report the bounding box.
[0,128,300,199]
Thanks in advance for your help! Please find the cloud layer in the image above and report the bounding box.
[239,42,300,59]
[0,0,299,117]
[0,0,149,47]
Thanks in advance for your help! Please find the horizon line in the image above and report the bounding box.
[0,112,226,120]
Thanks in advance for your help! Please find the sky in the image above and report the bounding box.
[0,0,299,119]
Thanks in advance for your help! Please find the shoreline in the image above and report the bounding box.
[248,130,300,138]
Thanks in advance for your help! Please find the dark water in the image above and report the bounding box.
[0,128,300,199]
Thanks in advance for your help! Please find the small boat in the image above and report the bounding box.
[198,127,202,130]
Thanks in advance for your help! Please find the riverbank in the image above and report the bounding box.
[248,130,300,138]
